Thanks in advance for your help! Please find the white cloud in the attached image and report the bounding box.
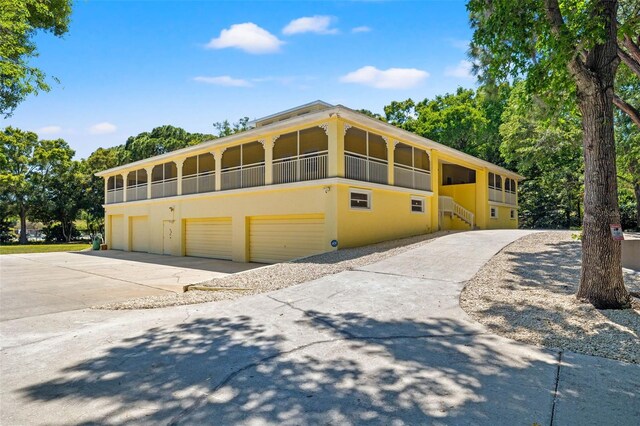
[38,125,62,135]
[193,76,252,87]
[352,26,371,33]
[444,60,475,79]
[206,23,283,54]
[283,16,338,35]
[89,122,117,135]
[340,66,429,89]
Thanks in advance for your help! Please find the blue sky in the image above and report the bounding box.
[3,0,477,159]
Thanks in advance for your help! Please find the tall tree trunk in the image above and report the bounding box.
[635,182,640,229]
[19,204,28,245]
[573,0,630,309]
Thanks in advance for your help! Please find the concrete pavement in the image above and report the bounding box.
[0,250,261,321]
[1,230,638,425]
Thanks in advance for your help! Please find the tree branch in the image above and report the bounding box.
[622,34,640,64]
[618,46,640,77]
[613,93,640,127]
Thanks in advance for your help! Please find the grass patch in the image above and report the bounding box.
[0,243,91,255]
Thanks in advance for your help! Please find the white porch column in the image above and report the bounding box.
[214,149,222,191]
[263,139,274,185]
[104,177,109,204]
[145,166,153,199]
[501,175,506,203]
[387,141,396,186]
[121,172,128,202]
[176,158,185,196]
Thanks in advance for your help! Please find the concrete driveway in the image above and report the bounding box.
[1,231,638,425]
[0,250,261,321]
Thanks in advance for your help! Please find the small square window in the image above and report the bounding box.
[510,209,516,219]
[411,197,425,213]
[350,190,371,210]
[490,206,498,219]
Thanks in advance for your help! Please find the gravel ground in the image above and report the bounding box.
[96,231,454,310]
[461,231,640,364]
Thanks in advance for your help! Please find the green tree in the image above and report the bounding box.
[0,0,72,117]
[123,125,214,163]
[213,117,250,137]
[500,83,584,228]
[468,0,634,308]
[0,127,39,243]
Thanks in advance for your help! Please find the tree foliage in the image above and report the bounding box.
[123,125,214,163]
[0,0,72,117]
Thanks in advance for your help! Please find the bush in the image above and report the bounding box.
[42,223,81,242]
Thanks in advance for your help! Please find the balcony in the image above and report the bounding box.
[151,178,178,199]
[182,171,215,195]
[221,163,265,190]
[489,186,502,202]
[106,188,123,204]
[126,183,147,202]
[344,152,388,185]
[505,190,517,205]
[394,164,431,191]
[273,151,328,184]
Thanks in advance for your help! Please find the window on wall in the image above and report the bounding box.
[490,206,498,219]
[411,197,425,213]
[510,209,516,219]
[488,172,502,189]
[349,189,371,210]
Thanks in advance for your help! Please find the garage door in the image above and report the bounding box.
[185,218,232,260]
[249,214,326,263]
[110,215,125,250]
[130,216,149,252]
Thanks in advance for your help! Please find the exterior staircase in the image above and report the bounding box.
[438,196,474,228]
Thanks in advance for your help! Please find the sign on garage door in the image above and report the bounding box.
[185,218,232,260]
[249,214,326,263]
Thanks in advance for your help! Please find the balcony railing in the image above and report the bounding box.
[505,191,517,205]
[126,184,147,202]
[182,172,215,195]
[273,151,328,184]
[106,188,123,204]
[151,178,178,199]
[394,164,431,191]
[344,152,388,185]
[489,186,502,202]
[221,163,265,190]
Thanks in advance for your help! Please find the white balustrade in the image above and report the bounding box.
[151,178,177,198]
[126,184,147,201]
[182,172,215,195]
[344,152,388,184]
[273,152,328,184]
[505,191,517,205]
[439,195,474,227]
[106,188,123,204]
[221,163,265,190]
[394,164,431,191]
[489,186,503,202]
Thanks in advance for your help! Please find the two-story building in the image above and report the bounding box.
[97,101,522,263]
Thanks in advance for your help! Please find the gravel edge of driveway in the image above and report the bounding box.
[95,231,456,310]
[460,231,640,364]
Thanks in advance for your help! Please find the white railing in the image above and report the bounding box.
[273,151,328,184]
[151,178,177,198]
[344,152,388,185]
[221,163,265,190]
[182,172,215,195]
[505,191,517,205]
[489,186,502,202]
[106,188,123,204]
[126,184,147,201]
[439,196,474,227]
[394,164,431,191]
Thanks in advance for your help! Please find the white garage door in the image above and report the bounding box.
[249,214,326,264]
[110,215,125,250]
[130,216,149,252]
[185,218,232,260]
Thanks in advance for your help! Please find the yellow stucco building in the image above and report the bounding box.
[97,101,522,263]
